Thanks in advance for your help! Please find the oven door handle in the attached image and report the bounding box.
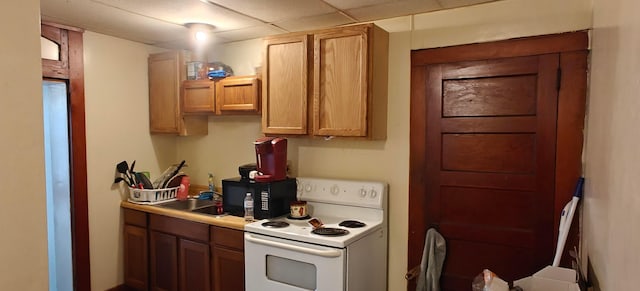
[245,233,342,258]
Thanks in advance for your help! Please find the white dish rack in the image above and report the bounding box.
[128,186,179,204]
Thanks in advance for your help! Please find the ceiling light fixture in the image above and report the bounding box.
[184,22,216,42]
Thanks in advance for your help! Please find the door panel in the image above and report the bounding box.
[442,134,536,173]
[442,75,538,117]
[408,33,588,291]
[422,54,559,289]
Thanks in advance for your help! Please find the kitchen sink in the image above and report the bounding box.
[156,198,215,211]
[191,205,227,217]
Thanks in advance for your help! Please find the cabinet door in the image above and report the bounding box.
[149,51,208,135]
[262,34,310,135]
[149,51,182,134]
[313,26,369,137]
[182,80,215,114]
[150,231,178,291]
[212,246,244,291]
[179,239,210,291]
[216,76,260,114]
[124,225,148,291]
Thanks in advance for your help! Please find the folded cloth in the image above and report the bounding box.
[207,70,227,78]
[416,228,446,291]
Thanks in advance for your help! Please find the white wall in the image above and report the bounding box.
[583,0,640,289]
[0,0,48,290]
[83,31,176,289]
[0,1,49,290]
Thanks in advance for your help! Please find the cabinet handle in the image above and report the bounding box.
[244,233,342,258]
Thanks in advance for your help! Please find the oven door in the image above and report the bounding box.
[244,232,346,291]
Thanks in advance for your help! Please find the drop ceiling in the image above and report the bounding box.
[40,0,502,49]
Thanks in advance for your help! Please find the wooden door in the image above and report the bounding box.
[408,32,588,291]
[262,34,310,135]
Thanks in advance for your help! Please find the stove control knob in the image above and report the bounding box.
[360,188,367,197]
[330,185,339,195]
[369,189,378,198]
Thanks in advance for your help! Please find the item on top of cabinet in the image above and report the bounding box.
[206,61,233,80]
[187,61,206,80]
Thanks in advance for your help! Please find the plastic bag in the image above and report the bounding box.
[472,269,509,291]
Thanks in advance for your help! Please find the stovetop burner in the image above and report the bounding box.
[262,221,290,228]
[311,227,350,236]
[339,220,366,228]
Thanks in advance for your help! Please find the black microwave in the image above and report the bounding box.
[222,177,297,219]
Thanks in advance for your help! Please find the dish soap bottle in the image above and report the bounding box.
[208,173,215,192]
[244,193,254,222]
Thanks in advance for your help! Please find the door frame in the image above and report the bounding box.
[41,21,91,291]
[407,31,589,290]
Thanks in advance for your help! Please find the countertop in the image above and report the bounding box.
[121,200,248,231]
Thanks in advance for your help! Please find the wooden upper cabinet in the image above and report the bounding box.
[216,76,260,114]
[262,34,311,135]
[182,80,215,114]
[261,24,388,139]
[148,51,207,136]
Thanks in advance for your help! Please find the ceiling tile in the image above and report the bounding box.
[205,0,336,23]
[322,0,396,10]
[92,0,262,31]
[213,25,287,43]
[346,0,442,21]
[274,12,355,32]
[436,0,500,9]
[42,0,188,44]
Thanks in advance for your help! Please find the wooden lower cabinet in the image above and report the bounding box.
[124,225,148,290]
[211,226,245,291]
[123,209,245,291]
[179,239,210,291]
[124,209,149,291]
[150,231,178,291]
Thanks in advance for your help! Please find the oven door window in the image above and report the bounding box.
[266,255,316,290]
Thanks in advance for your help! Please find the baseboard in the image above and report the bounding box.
[105,284,127,291]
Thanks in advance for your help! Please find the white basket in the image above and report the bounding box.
[128,187,179,203]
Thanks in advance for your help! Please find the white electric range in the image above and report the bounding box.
[244,177,388,291]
